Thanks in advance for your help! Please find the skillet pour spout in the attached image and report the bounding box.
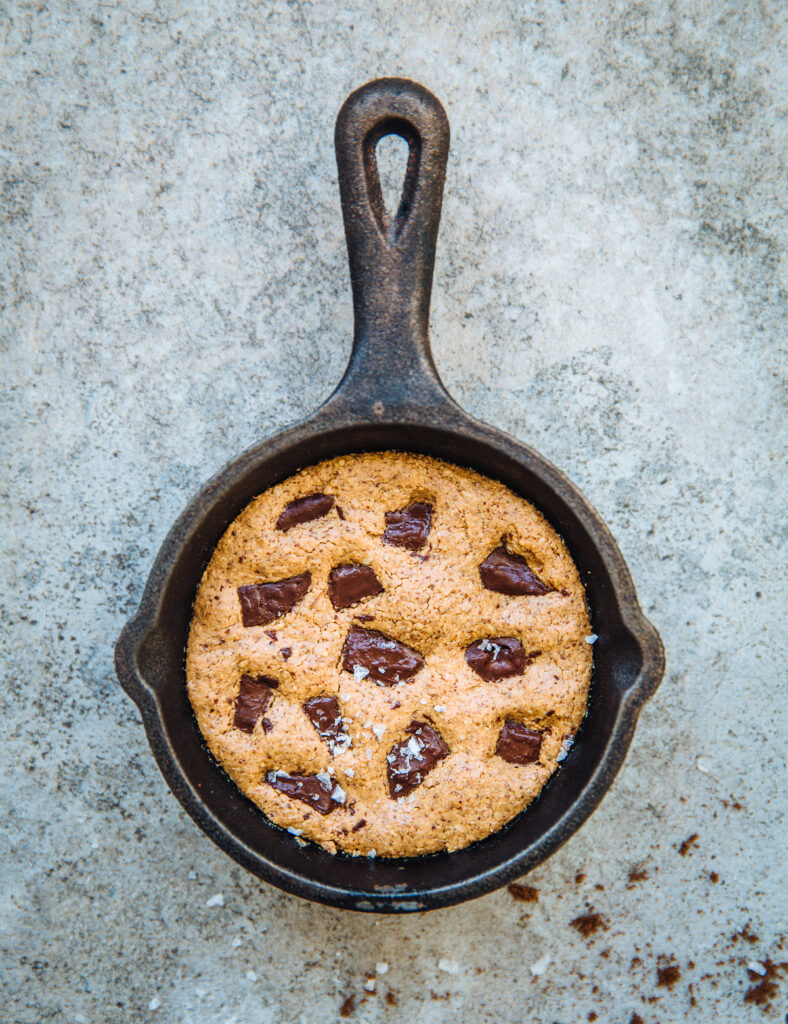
[115,77,665,912]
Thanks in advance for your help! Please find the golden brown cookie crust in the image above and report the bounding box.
[186,452,592,857]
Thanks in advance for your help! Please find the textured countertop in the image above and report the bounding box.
[2,2,786,1021]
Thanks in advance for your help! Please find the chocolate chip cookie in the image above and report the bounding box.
[186,452,592,857]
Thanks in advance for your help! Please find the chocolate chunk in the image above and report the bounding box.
[341,625,424,685]
[336,506,346,520]
[328,563,383,610]
[261,717,274,734]
[464,637,530,680]
[281,647,292,660]
[303,696,351,753]
[233,674,278,733]
[495,720,543,764]
[382,501,432,550]
[266,770,338,814]
[237,572,311,626]
[479,545,551,596]
[387,720,449,798]
[351,818,367,832]
[275,492,334,531]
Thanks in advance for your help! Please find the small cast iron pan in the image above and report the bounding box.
[115,78,664,912]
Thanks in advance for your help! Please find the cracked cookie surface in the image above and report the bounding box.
[186,452,592,857]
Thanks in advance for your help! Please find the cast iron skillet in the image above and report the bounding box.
[115,77,664,912]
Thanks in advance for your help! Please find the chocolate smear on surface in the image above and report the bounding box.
[266,770,339,815]
[479,544,551,595]
[382,501,432,550]
[496,720,543,764]
[464,636,530,680]
[342,626,424,685]
[328,563,383,610]
[233,674,278,733]
[276,493,334,531]
[387,720,449,798]
[303,695,351,753]
[237,572,311,626]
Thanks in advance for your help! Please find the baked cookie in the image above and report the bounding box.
[186,452,592,857]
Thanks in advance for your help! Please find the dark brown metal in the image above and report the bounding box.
[115,77,664,913]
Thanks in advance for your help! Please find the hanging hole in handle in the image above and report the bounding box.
[363,118,421,242]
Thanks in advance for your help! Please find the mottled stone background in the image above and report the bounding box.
[2,1,786,1021]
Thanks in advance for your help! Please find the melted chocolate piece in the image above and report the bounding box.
[237,572,311,626]
[341,626,424,685]
[387,721,449,798]
[261,717,274,734]
[351,818,367,832]
[303,696,351,753]
[266,771,338,814]
[495,720,543,764]
[281,647,292,660]
[479,545,551,596]
[328,563,383,610]
[233,674,278,733]
[276,493,335,531]
[464,637,530,680]
[382,501,432,550]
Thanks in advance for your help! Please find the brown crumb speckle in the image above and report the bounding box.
[339,994,355,1017]
[678,833,699,856]
[508,883,539,903]
[385,991,397,1007]
[570,909,607,938]
[588,1013,597,1022]
[732,922,760,945]
[709,871,720,883]
[575,871,586,884]
[656,961,681,988]
[627,866,648,888]
[629,1015,645,1024]
[744,958,788,1009]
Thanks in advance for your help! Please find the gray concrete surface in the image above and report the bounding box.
[2,1,787,1021]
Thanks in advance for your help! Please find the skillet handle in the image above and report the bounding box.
[332,78,454,415]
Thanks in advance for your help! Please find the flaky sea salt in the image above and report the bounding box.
[353,664,370,682]
[557,736,574,763]
[407,735,422,757]
[287,827,303,836]
[332,784,346,804]
[433,705,447,713]
[438,959,460,975]
[748,961,767,976]
[372,723,387,740]
[205,893,224,908]
[246,970,257,982]
[316,770,332,787]
[368,849,376,858]
[585,634,598,644]
[148,997,161,1011]
[364,977,376,992]
[376,962,389,975]
[530,954,551,976]
[696,756,714,773]
[345,767,355,777]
